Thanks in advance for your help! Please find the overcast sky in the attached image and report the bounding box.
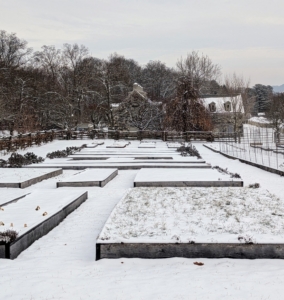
[1,0,283,86]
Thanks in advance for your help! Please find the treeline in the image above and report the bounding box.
[0,30,177,132]
[0,29,279,133]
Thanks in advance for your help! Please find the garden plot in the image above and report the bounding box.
[0,189,87,259]
[138,142,156,148]
[167,142,183,148]
[134,168,242,187]
[26,162,210,170]
[97,187,284,259]
[57,168,118,187]
[69,156,206,163]
[85,143,98,148]
[106,142,129,148]
[0,168,62,188]
[0,189,30,206]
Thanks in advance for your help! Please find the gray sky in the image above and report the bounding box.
[1,0,284,86]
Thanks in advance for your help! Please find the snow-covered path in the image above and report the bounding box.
[1,143,284,299]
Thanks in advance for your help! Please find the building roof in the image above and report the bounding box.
[202,95,244,113]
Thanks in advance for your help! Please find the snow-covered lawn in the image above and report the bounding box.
[98,187,283,244]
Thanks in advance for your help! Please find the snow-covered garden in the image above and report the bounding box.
[98,187,284,244]
[1,137,284,299]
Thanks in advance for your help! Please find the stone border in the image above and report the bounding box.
[134,180,243,187]
[96,242,284,260]
[203,144,284,176]
[0,168,63,189]
[0,191,88,259]
[57,169,118,188]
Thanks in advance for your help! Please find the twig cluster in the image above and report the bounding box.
[177,144,202,159]
[212,166,241,178]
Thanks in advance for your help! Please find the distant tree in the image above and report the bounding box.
[249,84,273,114]
[176,51,221,92]
[164,76,212,132]
[216,74,250,133]
[0,30,32,68]
[89,54,131,128]
[267,93,284,134]
[140,61,176,102]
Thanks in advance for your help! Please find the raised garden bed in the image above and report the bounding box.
[57,168,118,187]
[25,163,211,170]
[167,142,183,148]
[0,190,88,259]
[138,142,156,148]
[0,168,62,188]
[106,142,129,148]
[97,187,284,259]
[134,168,243,187]
[0,190,30,206]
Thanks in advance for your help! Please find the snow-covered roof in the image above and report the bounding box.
[202,95,244,113]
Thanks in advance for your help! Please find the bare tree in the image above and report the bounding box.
[0,30,32,68]
[176,51,221,91]
[214,73,250,133]
[140,61,176,102]
[164,76,212,132]
[89,54,130,128]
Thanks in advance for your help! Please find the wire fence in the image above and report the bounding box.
[219,125,284,171]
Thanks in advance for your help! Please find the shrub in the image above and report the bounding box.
[0,229,18,243]
[46,145,86,159]
[0,152,44,168]
[177,144,202,159]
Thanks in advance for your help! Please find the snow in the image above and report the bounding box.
[0,168,61,183]
[0,189,30,206]
[0,190,86,235]
[57,168,117,183]
[98,187,283,244]
[202,95,244,113]
[249,116,271,124]
[134,168,241,182]
[2,138,284,299]
[138,142,156,148]
[167,142,183,148]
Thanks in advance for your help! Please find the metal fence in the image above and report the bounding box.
[219,125,284,171]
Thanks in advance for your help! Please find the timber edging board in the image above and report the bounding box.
[0,191,88,259]
[96,243,284,260]
[25,164,211,170]
[0,168,63,189]
[134,181,243,187]
[203,144,284,176]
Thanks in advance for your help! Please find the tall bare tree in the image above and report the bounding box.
[176,51,221,91]
[164,76,212,132]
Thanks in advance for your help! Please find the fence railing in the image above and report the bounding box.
[0,128,240,153]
